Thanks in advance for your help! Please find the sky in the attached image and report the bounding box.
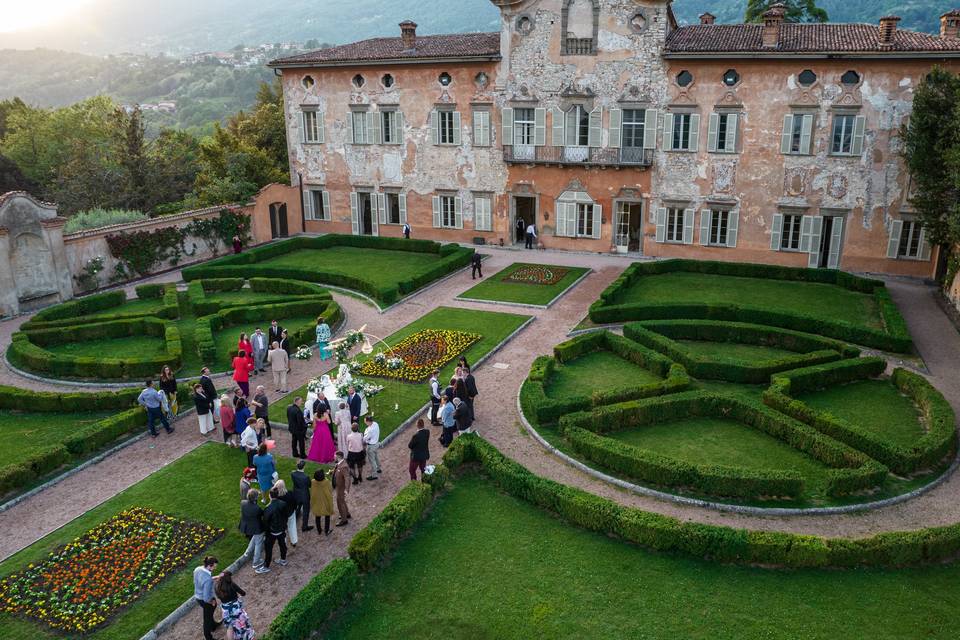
[0,0,94,33]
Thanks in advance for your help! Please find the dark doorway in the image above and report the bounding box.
[359,193,374,236]
[269,203,289,239]
[513,196,536,244]
[817,217,833,268]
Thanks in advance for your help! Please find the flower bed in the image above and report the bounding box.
[0,507,223,633]
[502,264,570,286]
[357,329,481,382]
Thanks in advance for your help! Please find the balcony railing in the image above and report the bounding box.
[503,145,653,168]
[563,37,596,55]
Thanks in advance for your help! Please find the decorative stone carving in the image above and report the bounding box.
[784,167,808,196]
[712,161,736,194]
[827,174,849,200]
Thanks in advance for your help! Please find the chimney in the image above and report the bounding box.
[878,16,900,45]
[699,13,716,25]
[941,10,960,39]
[400,20,418,51]
[762,3,786,48]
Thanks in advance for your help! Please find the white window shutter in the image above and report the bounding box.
[321,190,330,221]
[827,216,843,268]
[851,115,866,156]
[432,195,441,228]
[780,114,793,154]
[317,112,325,143]
[770,213,784,250]
[919,227,932,261]
[370,196,380,236]
[502,108,514,147]
[551,107,565,146]
[644,109,658,149]
[534,108,546,146]
[452,111,462,146]
[688,114,701,152]
[808,216,823,268]
[394,112,404,144]
[555,202,568,238]
[454,197,463,229]
[886,219,903,259]
[799,215,813,253]
[367,112,379,144]
[727,211,739,248]
[303,190,315,219]
[347,113,354,145]
[608,109,622,148]
[430,110,439,145]
[592,204,602,239]
[473,111,489,147]
[662,113,674,151]
[350,192,359,235]
[588,106,603,148]
[682,209,695,245]
[699,210,712,246]
[728,114,739,152]
[300,112,308,143]
[398,194,408,225]
[800,115,813,155]
[707,113,720,153]
[655,207,667,243]
[377,193,386,224]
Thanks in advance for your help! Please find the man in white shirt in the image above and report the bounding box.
[429,370,441,426]
[363,415,381,480]
[252,327,268,373]
[525,223,537,249]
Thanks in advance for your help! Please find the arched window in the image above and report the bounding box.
[561,0,599,55]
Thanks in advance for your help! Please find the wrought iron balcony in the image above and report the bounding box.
[503,145,653,168]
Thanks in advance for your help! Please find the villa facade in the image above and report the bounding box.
[269,1,960,277]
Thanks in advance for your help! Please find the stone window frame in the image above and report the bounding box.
[515,13,535,35]
[675,70,695,88]
[560,0,600,56]
[301,75,315,90]
[722,69,741,88]
[303,185,330,222]
[381,73,396,89]
[840,70,863,88]
[352,74,366,89]
[797,69,819,88]
[438,72,453,87]
[629,9,650,35]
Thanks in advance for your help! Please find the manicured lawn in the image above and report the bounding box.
[798,380,924,448]
[0,443,324,640]
[608,416,833,498]
[256,246,447,293]
[458,263,589,306]
[322,474,959,639]
[676,339,798,361]
[616,272,882,330]
[544,350,662,399]
[45,334,169,359]
[269,306,531,439]
[1,409,116,463]
[81,297,167,320]
[201,291,291,307]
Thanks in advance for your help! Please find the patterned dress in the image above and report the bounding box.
[221,599,255,640]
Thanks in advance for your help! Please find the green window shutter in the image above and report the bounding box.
[728,114,739,152]
[688,114,701,152]
[655,207,667,243]
[780,114,793,154]
[534,108,546,146]
[827,216,843,269]
[682,208,695,245]
[317,112,325,143]
[432,195,441,228]
[347,112,354,145]
[350,192,359,235]
[588,106,603,148]
[886,219,903,259]
[453,111,462,146]
[300,111,308,143]
[770,213,784,250]
[608,109,622,148]
[643,109,658,149]
[377,193,386,224]
[474,197,491,231]
[591,204,602,239]
[800,115,813,154]
[799,215,813,253]
[370,194,380,236]
[303,189,315,219]
[726,211,739,248]
[473,111,489,147]
[707,113,719,153]
[454,196,463,229]
[502,108,514,146]
[807,216,823,268]
[321,190,330,221]
[851,115,866,156]
[662,113,674,151]
[394,112,404,144]
[699,209,712,246]
[919,227,932,261]
[551,107,565,146]
[430,110,439,145]
[398,194,407,225]
[369,112,381,144]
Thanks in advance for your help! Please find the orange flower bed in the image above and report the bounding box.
[0,507,223,633]
[357,329,481,382]
[502,264,570,285]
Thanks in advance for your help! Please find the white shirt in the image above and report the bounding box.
[526,224,537,237]
[240,425,259,450]
[363,422,380,446]
[252,333,267,350]
[430,377,440,400]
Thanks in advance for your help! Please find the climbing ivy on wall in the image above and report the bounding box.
[186,208,252,257]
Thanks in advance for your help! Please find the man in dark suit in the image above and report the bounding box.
[311,392,330,422]
[286,397,308,459]
[290,460,314,532]
[464,365,479,421]
[239,489,267,573]
[471,252,483,280]
[346,386,362,423]
[199,367,219,423]
[407,419,431,481]
[268,320,284,346]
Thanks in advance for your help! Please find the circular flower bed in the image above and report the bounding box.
[503,265,570,286]
[358,329,481,382]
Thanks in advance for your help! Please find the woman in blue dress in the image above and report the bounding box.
[315,315,332,360]
[233,397,252,448]
[252,443,276,504]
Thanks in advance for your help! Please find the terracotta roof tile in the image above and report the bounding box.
[665,23,960,54]
[270,32,500,66]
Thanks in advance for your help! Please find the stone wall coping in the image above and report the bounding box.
[62,204,243,241]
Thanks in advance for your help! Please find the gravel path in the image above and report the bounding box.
[2,247,960,637]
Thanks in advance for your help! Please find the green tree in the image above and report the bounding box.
[902,67,960,249]
[745,0,828,23]
[118,107,149,210]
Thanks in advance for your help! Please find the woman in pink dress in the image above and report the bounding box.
[307,409,336,463]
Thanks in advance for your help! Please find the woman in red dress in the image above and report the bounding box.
[232,350,254,397]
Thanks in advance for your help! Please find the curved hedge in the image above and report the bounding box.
[9,318,182,380]
[557,391,887,499]
[589,259,912,353]
[623,320,857,384]
[764,359,958,475]
[523,331,691,424]
[181,234,474,306]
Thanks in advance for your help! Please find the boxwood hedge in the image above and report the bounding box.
[589,260,912,353]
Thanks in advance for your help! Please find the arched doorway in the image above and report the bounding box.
[269,203,289,239]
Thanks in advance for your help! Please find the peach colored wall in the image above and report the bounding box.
[249,183,304,243]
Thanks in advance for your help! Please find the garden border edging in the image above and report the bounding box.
[453,267,593,310]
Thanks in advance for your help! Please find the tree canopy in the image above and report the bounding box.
[745,0,828,23]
